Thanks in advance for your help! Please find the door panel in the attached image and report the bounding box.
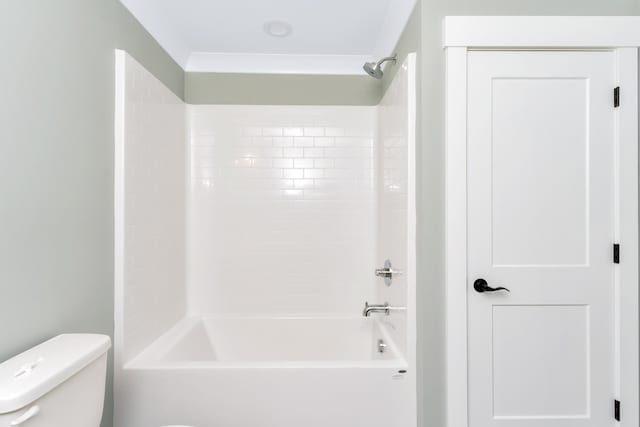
[467,51,616,427]
[491,78,588,266]
[492,305,589,418]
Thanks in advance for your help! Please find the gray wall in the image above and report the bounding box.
[186,72,381,105]
[0,2,183,426]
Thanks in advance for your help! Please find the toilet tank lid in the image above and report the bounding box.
[0,334,111,414]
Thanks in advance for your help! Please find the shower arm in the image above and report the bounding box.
[376,55,397,67]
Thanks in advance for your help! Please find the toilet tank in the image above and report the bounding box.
[0,334,111,427]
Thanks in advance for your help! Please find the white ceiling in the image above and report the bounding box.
[119,0,416,74]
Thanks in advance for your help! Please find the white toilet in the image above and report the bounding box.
[0,334,111,427]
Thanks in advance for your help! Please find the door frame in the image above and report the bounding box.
[444,16,640,427]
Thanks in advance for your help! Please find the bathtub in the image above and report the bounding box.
[117,316,415,427]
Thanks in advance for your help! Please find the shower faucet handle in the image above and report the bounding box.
[375,260,402,286]
[375,268,394,278]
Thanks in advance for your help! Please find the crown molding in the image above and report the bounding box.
[185,52,374,75]
[444,16,640,48]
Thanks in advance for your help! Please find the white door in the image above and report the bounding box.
[467,51,617,427]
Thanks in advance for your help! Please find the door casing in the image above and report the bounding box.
[444,16,640,427]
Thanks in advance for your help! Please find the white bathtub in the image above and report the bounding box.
[117,316,415,427]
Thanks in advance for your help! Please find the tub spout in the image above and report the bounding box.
[362,302,405,317]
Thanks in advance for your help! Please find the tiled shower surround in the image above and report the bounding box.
[188,106,378,315]
[116,51,416,427]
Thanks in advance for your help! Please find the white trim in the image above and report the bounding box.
[406,52,419,427]
[445,26,640,427]
[113,49,126,418]
[185,52,374,74]
[445,46,469,427]
[616,48,639,427]
[444,16,640,48]
[114,49,126,366]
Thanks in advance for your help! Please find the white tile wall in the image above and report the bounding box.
[117,53,413,352]
[120,52,187,362]
[188,105,377,315]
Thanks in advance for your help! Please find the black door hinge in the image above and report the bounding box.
[613,243,620,264]
[615,399,621,421]
[614,87,620,108]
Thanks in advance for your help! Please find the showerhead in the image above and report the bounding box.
[363,62,383,79]
[363,54,397,79]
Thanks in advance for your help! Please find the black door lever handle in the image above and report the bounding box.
[474,278,510,293]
